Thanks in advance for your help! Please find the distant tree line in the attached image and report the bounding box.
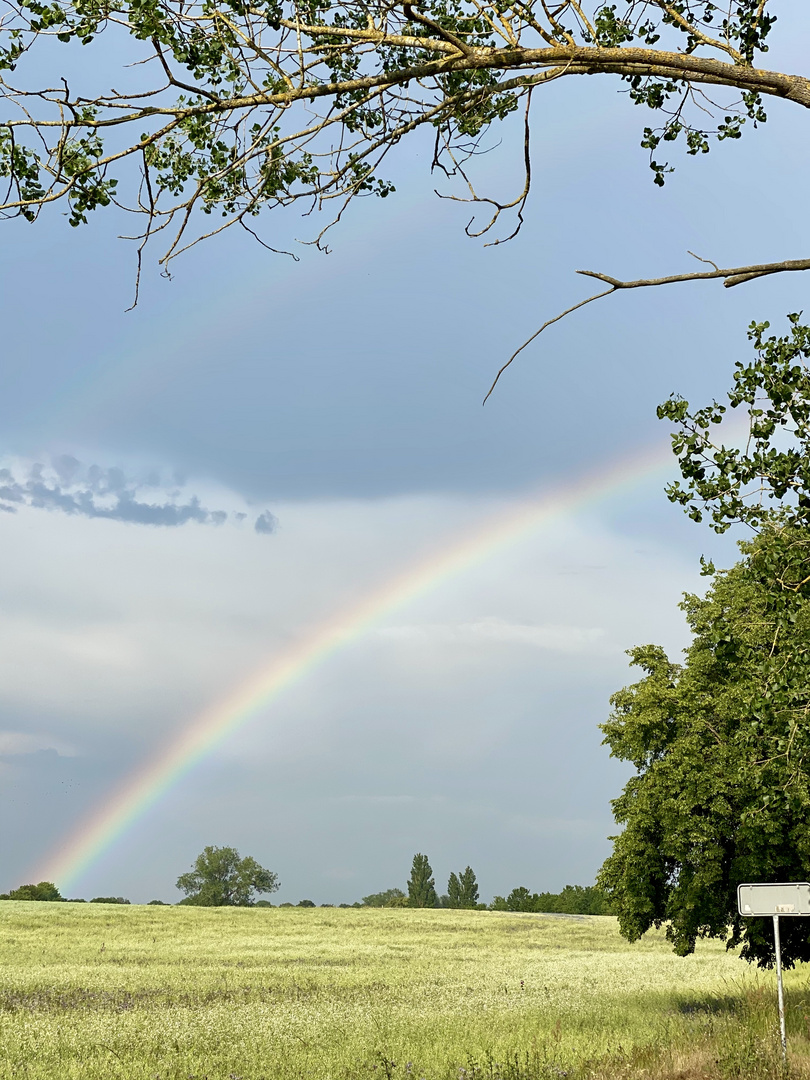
[490,884,613,916]
[1,849,611,915]
[0,881,155,903]
[361,855,612,914]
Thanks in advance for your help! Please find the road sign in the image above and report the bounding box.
[738,882,810,1063]
[738,882,810,916]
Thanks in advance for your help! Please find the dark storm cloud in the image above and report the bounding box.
[0,457,274,533]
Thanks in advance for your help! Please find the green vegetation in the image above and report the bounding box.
[407,853,437,909]
[601,525,810,967]
[0,0,797,297]
[175,845,279,907]
[0,902,808,1080]
[595,318,810,968]
[447,867,479,909]
[362,888,407,907]
[0,881,63,902]
[491,884,613,916]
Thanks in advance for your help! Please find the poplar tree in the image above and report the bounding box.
[407,853,437,908]
[447,866,479,908]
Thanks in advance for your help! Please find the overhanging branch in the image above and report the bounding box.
[483,256,810,403]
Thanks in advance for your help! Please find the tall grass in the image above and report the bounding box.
[0,902,808,1079]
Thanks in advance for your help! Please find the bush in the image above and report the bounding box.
[90,897,131,904]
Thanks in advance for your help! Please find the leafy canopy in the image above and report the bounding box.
[489,883,613,914]
[0,0,796,272]
[361,887,407,907]
[599,525,810,968]
[176,844,280,906]
[601,317,810,967]
[659,314,810,535]
[0,881,64,901]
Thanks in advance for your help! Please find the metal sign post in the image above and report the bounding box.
[738,882,810,1064]
[772,913,786,1061]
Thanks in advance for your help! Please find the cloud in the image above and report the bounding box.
[377,617,605,653]
[254,510,278,534]
[0,489,708,900]
[0,456,274,533]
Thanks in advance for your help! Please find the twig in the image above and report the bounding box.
[483,286,614,403]
[483,255,810,403]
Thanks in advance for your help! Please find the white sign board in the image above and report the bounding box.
[738,882,810,917]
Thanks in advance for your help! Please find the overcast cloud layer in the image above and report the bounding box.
[0,487,734,903]
[1,4,808,902]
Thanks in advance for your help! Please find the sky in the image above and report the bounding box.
[1,6,809,904]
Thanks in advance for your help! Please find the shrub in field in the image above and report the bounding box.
[90,897,131,904]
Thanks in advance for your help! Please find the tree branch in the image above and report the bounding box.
[484,256,810,403]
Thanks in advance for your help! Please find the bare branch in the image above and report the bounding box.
[483,286,614,404]
[484,256,810,402]
[578,258,810,291]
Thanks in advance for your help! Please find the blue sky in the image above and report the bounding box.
[1,6,809,903]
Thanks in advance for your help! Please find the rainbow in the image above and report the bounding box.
[32,440,676,892]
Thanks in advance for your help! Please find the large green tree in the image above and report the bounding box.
[407,853,437,908]
[599,312,810,968]
[0,0,808,325]
[599,525,810,968]
[176,845,280,906]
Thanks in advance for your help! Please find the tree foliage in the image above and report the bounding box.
[659,315,810,535]
[175,844,280,906]
[0,0,802,277]
[0,881,64,901]
[407,852,437,908]
[361,887,407,906]
[447,865,479,908]
[490,883,612,914]
[598,524,810,968]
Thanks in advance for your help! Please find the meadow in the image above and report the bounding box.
[1,903,809,1080]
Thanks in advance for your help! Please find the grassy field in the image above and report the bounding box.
[1,902,809,1080]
